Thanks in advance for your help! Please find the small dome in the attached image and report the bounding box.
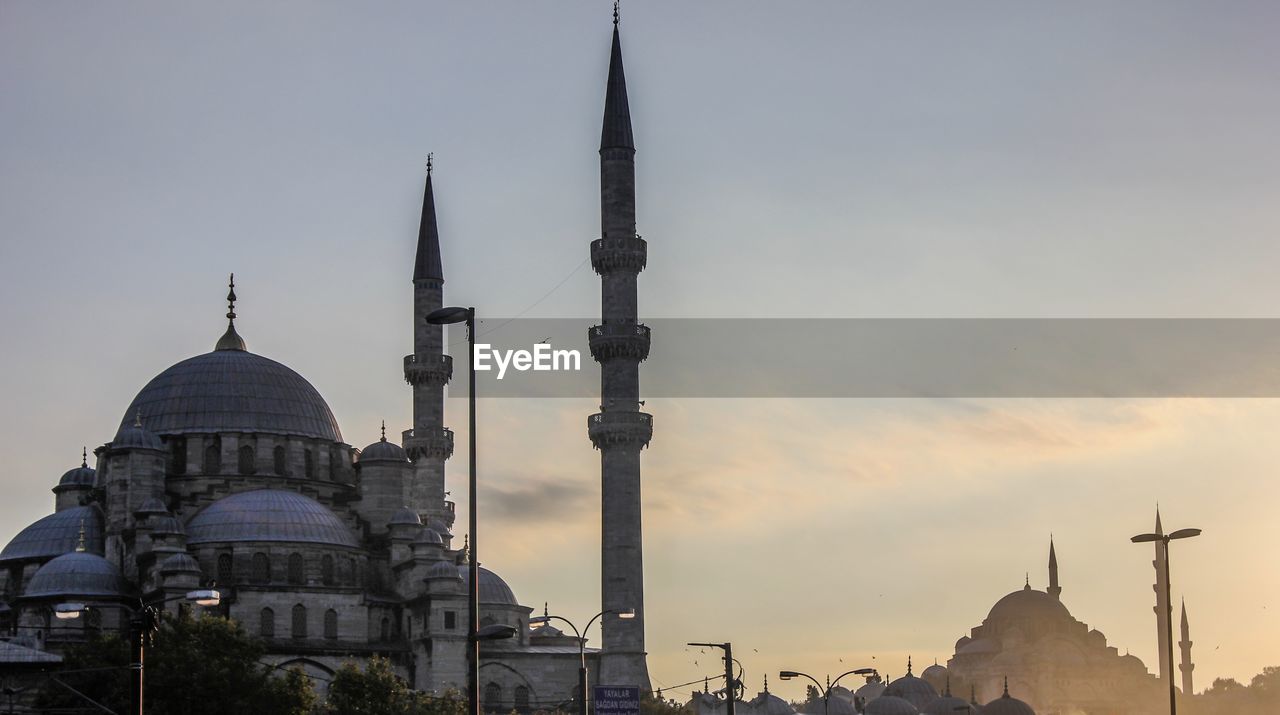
[864,696,918,715]
[885,670,938,710]
[530,622,564,638]
[57,463,96,489]
[458,564,518,605]
[426,518,452,536]
[921,696,971,715]
[135,498,169,515]
[415,529,444,545]
[818,695,856,715]
[749,692,794,715]
[160,553,202,573]
[388,507,422,526]
[427,560,462,579]
[112,418,164,451]
[982,689,1034,715]
[855,680,886,704]
[25,551,128,598]
[186,489,358,548]
[829,686,854,702]
[360,437,408,463]
[0,506,104,562]
[151,515,186,535]
[986,584,1071,625]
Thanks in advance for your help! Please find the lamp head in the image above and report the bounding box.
[54,602,85,620]
[426,306,472,325]
[617,608,636,619]
[186,589,221,607]
[779,671,799,680]
[853,668,877,676]
[1168,528,1202,540]
[1130,533,1163,543]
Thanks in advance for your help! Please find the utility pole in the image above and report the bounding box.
[688,642,735,715]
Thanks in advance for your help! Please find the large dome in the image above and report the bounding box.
[0,506,104,563]
[119,349,342,443]
[986,584,1071,625]
[186,489,358,548]
[25,551,128,598]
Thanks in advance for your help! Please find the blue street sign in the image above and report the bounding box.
[594,686,640,715]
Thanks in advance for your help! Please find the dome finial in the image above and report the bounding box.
[216,274,247,351]
[76,517,87,552]
[427,152,434,176]
[81,446,88,468]
[613,0,620,26]
[763,674,769,694]
[906,655,912,676]
[1002,677,1009,698]
[1024,572,1030,589]
[543,601,549,619]
[380,420,387,442]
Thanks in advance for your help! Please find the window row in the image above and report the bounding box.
[170,436,340,479]
[260,605,338,640]
[484,684,531,711]
[215,552,347,586]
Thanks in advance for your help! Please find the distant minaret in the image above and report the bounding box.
[1153,508,1171,683]
[1047,536,1061,600]
[588,3,652,691]
[1179,599,1195,695]
[403,156,454,525]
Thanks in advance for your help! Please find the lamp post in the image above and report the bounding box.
[426,306,479,715]
[530,608,636,715]
[779,668,876,715]
[1132,526,1201,715]
[56,589,221,715]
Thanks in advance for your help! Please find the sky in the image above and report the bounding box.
[3,0,1280,701]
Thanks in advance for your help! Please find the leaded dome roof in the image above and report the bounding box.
[921,696,971,715]
[360,437,408,463]
[57,465,96,489]
[986,584,1071,625]
[118,349,342,443]
[982,691,1034,715]
[160,553,201,573]
[885,670,937,710]
[112,419,164,451]
[0,506,104,563]
[864,696,918,715]
[25,551,128,598]
[186,489,358,548]
[415,528,444,545]
[427,560,461,579]
[855,680,886,703]
[388,507,422,526]
[135,498,169,515]
[459,565,518,605]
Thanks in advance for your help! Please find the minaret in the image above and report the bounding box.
[587,3,652,691]
[1048,536,1061,600]
[1153,508,1171,683]
[403,156,454,526]
[1179,599,1195,695]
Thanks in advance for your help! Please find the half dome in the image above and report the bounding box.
[186,489,358,548]
[0,506,104,563]
[25,551,128,598]
[119,349,342,443]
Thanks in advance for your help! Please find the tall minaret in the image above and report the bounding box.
[403,157,454,526]
[1179,599,1195,695]
[1153,508,1171,683]
[587,4,652,691]
[1047,536,1061,600]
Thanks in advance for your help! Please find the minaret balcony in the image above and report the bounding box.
[587,411,653,449]
[590,236,647,275]
[405,427,454,461]
[588,323,651,362]
[404,353,453,387]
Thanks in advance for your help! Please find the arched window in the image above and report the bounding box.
[216,553,233,584]
[273,445,287,475]
[328,448,339,481]
[251,553,270,583]
[238,444,255,475]
[171,437,187,475]
[260,608,275,638]
[204,437,221,474]
[515,686,530,711]
[380,617,390,641]
[287,553,304,584]
[292,604,307,639]
[320,554,335,585]
[484,683,501,710]
[304,449,315,479]
[324,609,338,640]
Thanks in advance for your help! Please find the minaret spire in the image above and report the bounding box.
[1048,535,1061,600]
[600,14,635,154]
[414,157,444,282]
[1179,598,1195,695]
[215,273,247,351]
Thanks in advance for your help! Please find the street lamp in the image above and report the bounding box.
[779,668,876,715]
[1132,526,1201,715]
[530,608,635,715]
[56,589,222,715]
[426,305,480,715]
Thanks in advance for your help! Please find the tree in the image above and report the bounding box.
[324,656,466,715]
[37,611,315,715]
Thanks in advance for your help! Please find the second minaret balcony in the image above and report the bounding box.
[403,353,453,387]
[588,322,651,362]
[590,235,647,275]
[404,427,454,461]
[587,411,653,450]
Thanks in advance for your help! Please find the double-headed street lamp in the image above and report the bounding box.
[1132,525,1201,715]
[56,589,221,715]
[425,306,483,715]
[779,667,877,715]
[530,607,636,715]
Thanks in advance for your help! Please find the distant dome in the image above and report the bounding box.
[921,696,971,715]
[864,696,918,715]
[388,507,422,526]
[920,664,948,688]
[986,584,1071,625]
[186,490,358,548]
[426,518,451,536]
[854,680,886,704]
[427,561,461,579]
[829,686,854,702]
[160,553,201,573]
[750,692,794,715]
[0,506,104,562]
[982,690,1034,715]
[112,419,164,451]
[415,529,444,545]
[885,671,937,710]
[25,551,128,598]
[819,695,856,715]
[56,464,96,489]
[459,565,518,605]
[360,437,408,463]
[119,349,342,443]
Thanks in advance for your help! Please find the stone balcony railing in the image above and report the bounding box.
[588,322,651,362]
[587,411,653,449]
[403,353,453,387]
[404,427,454,461]
[590,235,647,275]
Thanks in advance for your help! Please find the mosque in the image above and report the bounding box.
[0,10,654,713]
